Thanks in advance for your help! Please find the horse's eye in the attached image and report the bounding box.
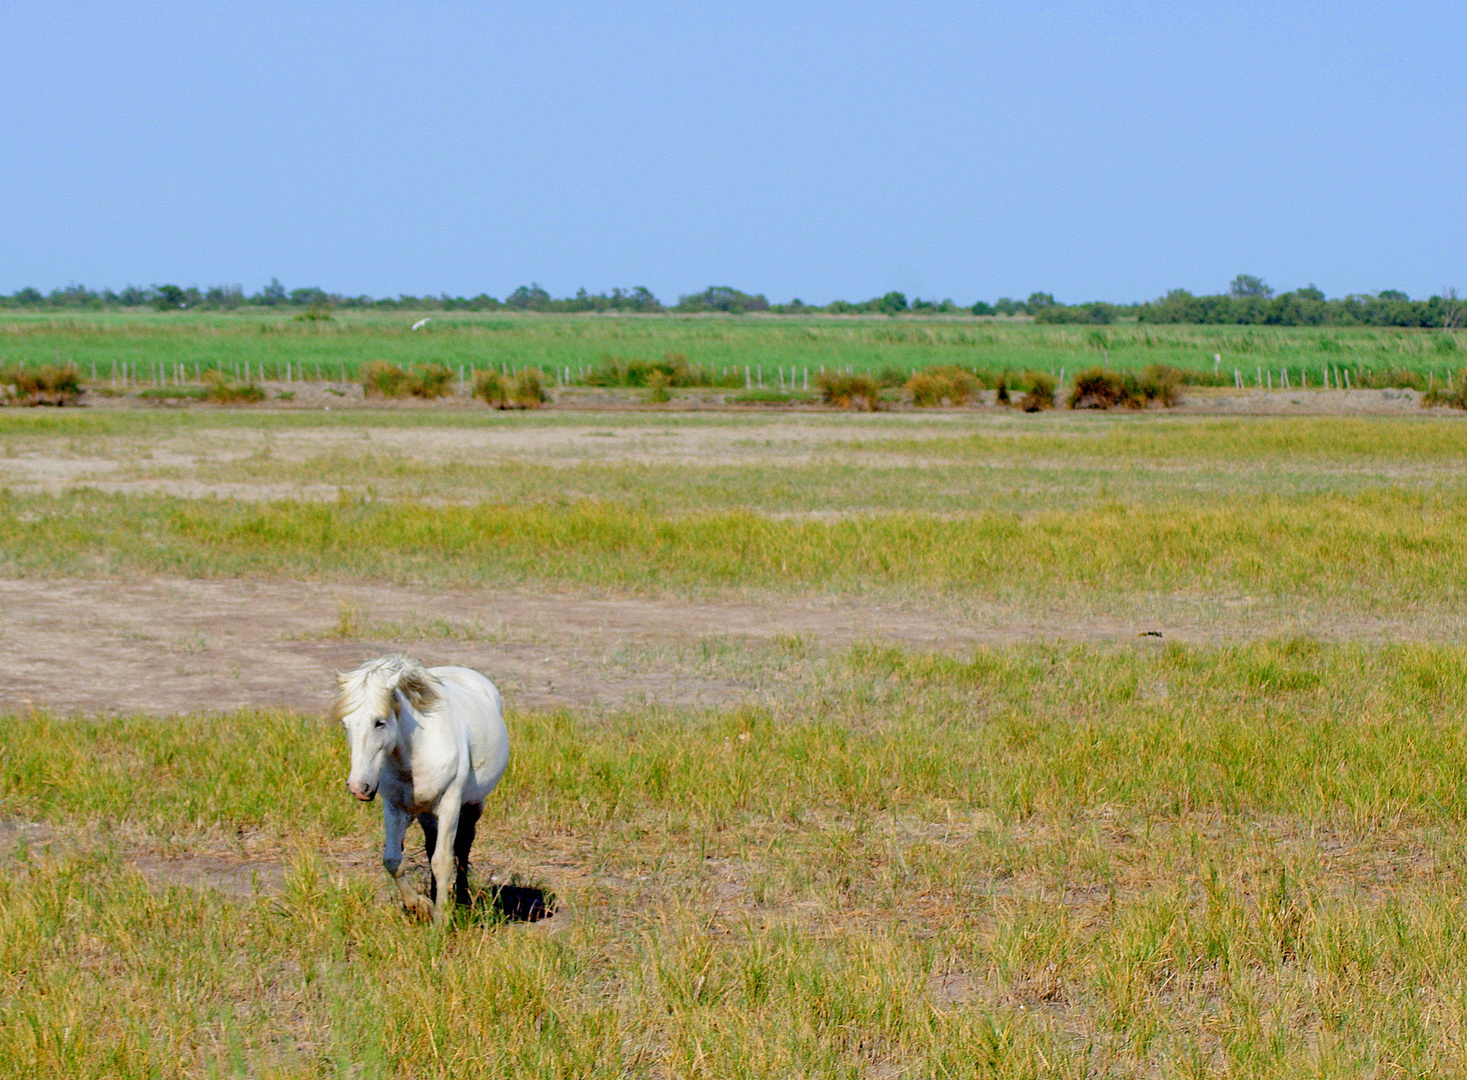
[374,718,386,729]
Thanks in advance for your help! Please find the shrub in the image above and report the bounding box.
[906,373,948,407]
[362,360,411,398]
[994,373,1011,406]
[1020,372,1058,412]
[362,361,454,398]
[407,363,454,398]
[646,371,672,403]
[1137,364,1183,407]
[816,370,882,410]
[876,365,910,389]
[203,372,266,404]
[474,369,548,409]
[906,365,979,407]
[1068,367,1127,409]
[0,364,83,406]
[1068,366,1181,410]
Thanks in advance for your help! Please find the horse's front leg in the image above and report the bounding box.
[427,795,463,924]
[383,801,433,921]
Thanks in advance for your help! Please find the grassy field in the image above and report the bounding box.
[2,309,1463,387]
[6,643,1467,1076]
[3,406,1467,1077]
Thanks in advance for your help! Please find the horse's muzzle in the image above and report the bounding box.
[347,781,377,802]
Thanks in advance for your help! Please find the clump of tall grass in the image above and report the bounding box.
[362,361,454,399]
[202,371,266,404]
[646,371,673,403]
[474,369,548,409]
[1176,368,1233,387]
[1068,365,1181,409]
[906,365,979,407]
[1422,370,1467,409]
[0,363,82,406]
[1019,372,1057,412]
[989,370,1054,411]
[586,352,739,388]
[876,365,911,389]
[1354,367,1427,390]
[817,370,882,410]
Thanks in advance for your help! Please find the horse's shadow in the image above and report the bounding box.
[407,878,556,926]
[398,854,557,926]
[474,882,556,924]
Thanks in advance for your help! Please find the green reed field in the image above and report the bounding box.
[4,406,1467,1077]
[1,308,1462,386]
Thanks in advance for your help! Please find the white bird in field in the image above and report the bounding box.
[411,318,431,330]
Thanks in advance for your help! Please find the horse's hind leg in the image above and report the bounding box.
[418,813,440,904]
[452,802,482,907]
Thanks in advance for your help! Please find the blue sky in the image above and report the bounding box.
[2,1,1463,304]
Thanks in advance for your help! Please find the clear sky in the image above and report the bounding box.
[2,1,1463,305]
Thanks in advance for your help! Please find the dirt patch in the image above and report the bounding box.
[2,577,1462,717]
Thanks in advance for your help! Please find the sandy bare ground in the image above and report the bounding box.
[2,576,1460,718]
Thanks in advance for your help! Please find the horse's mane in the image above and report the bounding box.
[332,654,440,722]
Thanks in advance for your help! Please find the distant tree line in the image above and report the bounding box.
[1,274,1460,328]
[1030,276,1463,329]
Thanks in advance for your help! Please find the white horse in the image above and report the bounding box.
[333,654,510,922]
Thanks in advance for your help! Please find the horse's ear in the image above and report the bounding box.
[397,667,438,712]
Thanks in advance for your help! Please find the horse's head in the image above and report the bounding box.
[332,655,439,802]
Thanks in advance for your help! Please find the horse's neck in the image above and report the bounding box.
[390,692,426,766]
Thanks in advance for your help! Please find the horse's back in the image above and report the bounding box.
[430,666,510,802]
